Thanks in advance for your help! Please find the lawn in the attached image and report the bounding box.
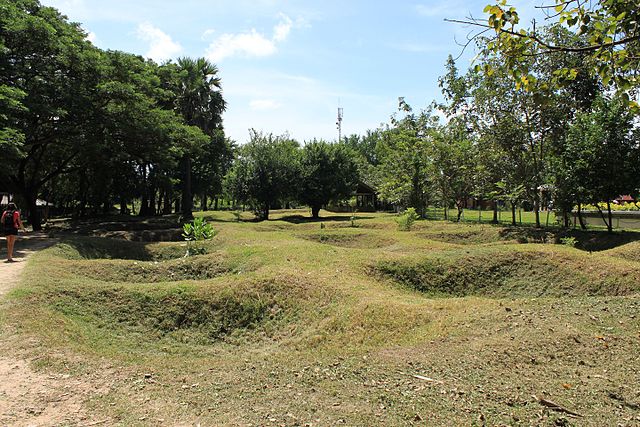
[3,210,640,426]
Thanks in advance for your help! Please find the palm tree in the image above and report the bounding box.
[175,57,226,219]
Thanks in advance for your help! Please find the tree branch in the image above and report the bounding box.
[445,18,640,54]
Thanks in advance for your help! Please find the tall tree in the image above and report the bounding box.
[172,57,226,220]
[224,131,299,220]
[0,0,101,229]
[563,96,640,232]
[299,141,359,218]
[377,100,437,216]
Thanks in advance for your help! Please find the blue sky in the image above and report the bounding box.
[41,0,538,144]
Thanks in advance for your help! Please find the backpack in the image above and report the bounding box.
[3,210,15,229]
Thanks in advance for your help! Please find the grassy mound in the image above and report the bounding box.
[49,284,278,345]
[8,211,640,426]
[373,246,640,298]
[99,228,184,242]
[604,241,640,262]
[68,254,232,283]
[299,230,395,249]
[49,237,184,261]
[19,275,332,353]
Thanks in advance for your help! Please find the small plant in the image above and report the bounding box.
[232,210,242,222]
[560,236,577,248]
[182,217,215,256]
[320,222,325,229]
[350,214,358,228]
[396,207,418,231]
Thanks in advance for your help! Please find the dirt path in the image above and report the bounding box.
[0,234,105,427]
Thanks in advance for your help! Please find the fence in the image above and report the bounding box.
[422,207,554,226]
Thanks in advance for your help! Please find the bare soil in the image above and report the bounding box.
[0,233,114,426]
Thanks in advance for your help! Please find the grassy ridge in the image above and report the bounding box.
[374,244,640,298]
[3,210,640,426]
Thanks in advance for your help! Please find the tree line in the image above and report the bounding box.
[343,6,640,233]
[1,0,231,230]
[3,0,639,233]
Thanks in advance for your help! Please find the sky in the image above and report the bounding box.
[40,0,540,144]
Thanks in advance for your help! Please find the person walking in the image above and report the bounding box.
[2,202,25,262]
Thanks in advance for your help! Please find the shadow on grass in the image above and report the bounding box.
[277,214,374,224]
[54,237,158,261]
[47,215,186,242]
[498,226,640,251]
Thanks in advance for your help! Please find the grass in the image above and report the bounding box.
[2,209,640,426]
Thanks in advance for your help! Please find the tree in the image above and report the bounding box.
[191,130,234,211]
[563,96,640,232]
[377,100,437,216]
[299,141,359,218]
[431,122,477,222]
[172,57,226,220]
[224,131,299,220]
[454,1,639,102]
[435,56,479,221]
[341,130,383,189]
[0,0,101,229]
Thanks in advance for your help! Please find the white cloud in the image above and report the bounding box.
[201,29,216,40]
[249,99,282,111]
[86,31,97,43]
[207,30,277,62]
[136,22,182,63]
[273,13,293,42]
[206,14,297,62]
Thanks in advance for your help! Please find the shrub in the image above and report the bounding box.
[182,217,215,256]
[560,236,577,248]
[580,202,639,211]
[396,207,418,231]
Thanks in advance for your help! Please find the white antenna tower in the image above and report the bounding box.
[336,107,343,142]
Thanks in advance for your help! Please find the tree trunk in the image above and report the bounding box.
[511,203,516,226]
[163,190,172,215]
[156,192,163,215]
[149,186,156,215]
[139,194,149,216]
[175,197,181,214]
[534,197,541,228]
[492,201,498,224]
[311,205,321,218]
[181,155,193,220]
[201,194,207,212]
[214,197,219,210]
[606,200,613,233]
[120,194,127,215]
[577,202,587,229]
[456,205,463,222]
[23,191,41,231]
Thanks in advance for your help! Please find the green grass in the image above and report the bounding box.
[2,209,640,426]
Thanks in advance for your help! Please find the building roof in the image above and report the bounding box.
[356,181,376,194]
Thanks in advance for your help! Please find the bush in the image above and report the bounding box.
[560,236,577,248]
[581,202,639,211]
[396,207,418,231]
[182,217,215,256]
